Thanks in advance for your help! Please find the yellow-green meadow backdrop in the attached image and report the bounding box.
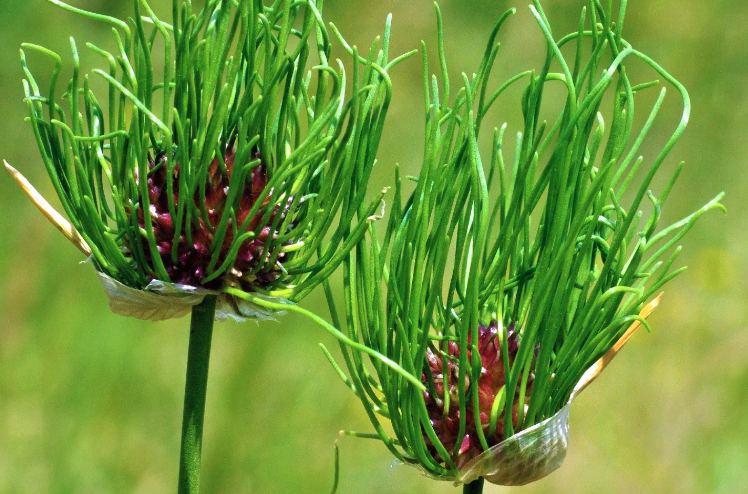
[0,1,745,493]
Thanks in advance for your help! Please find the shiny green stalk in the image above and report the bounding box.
[178,296,217,494]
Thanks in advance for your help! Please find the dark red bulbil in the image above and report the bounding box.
[422,322,531,469]
[137,144,288,290]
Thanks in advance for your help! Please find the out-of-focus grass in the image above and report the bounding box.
[0,1,745,493]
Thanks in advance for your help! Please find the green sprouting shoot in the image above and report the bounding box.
[322,0,725,480]
[19,0,415,303]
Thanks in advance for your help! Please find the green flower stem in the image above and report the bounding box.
[177,295,217,494]
[463,478,484,494]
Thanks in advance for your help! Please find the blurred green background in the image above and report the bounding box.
[0,0,745,493]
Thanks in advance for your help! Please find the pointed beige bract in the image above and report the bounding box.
[4,160,92,256]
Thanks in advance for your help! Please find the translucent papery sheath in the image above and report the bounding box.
[323,0,724,482]
[19,0,410,307]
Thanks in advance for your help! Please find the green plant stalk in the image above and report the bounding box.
[177,295,218,494]
[463,478,484,494]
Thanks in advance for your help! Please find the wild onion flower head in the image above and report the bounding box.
[324,1,724,486]
[9,0,411,320]
[423,321,526,469]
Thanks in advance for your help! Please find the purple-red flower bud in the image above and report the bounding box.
[137,144,288,291]
[422,321,531,469]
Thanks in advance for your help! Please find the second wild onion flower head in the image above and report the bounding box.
[323,0,725,486]
[423,321,525,468]
[12,0,408,320]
